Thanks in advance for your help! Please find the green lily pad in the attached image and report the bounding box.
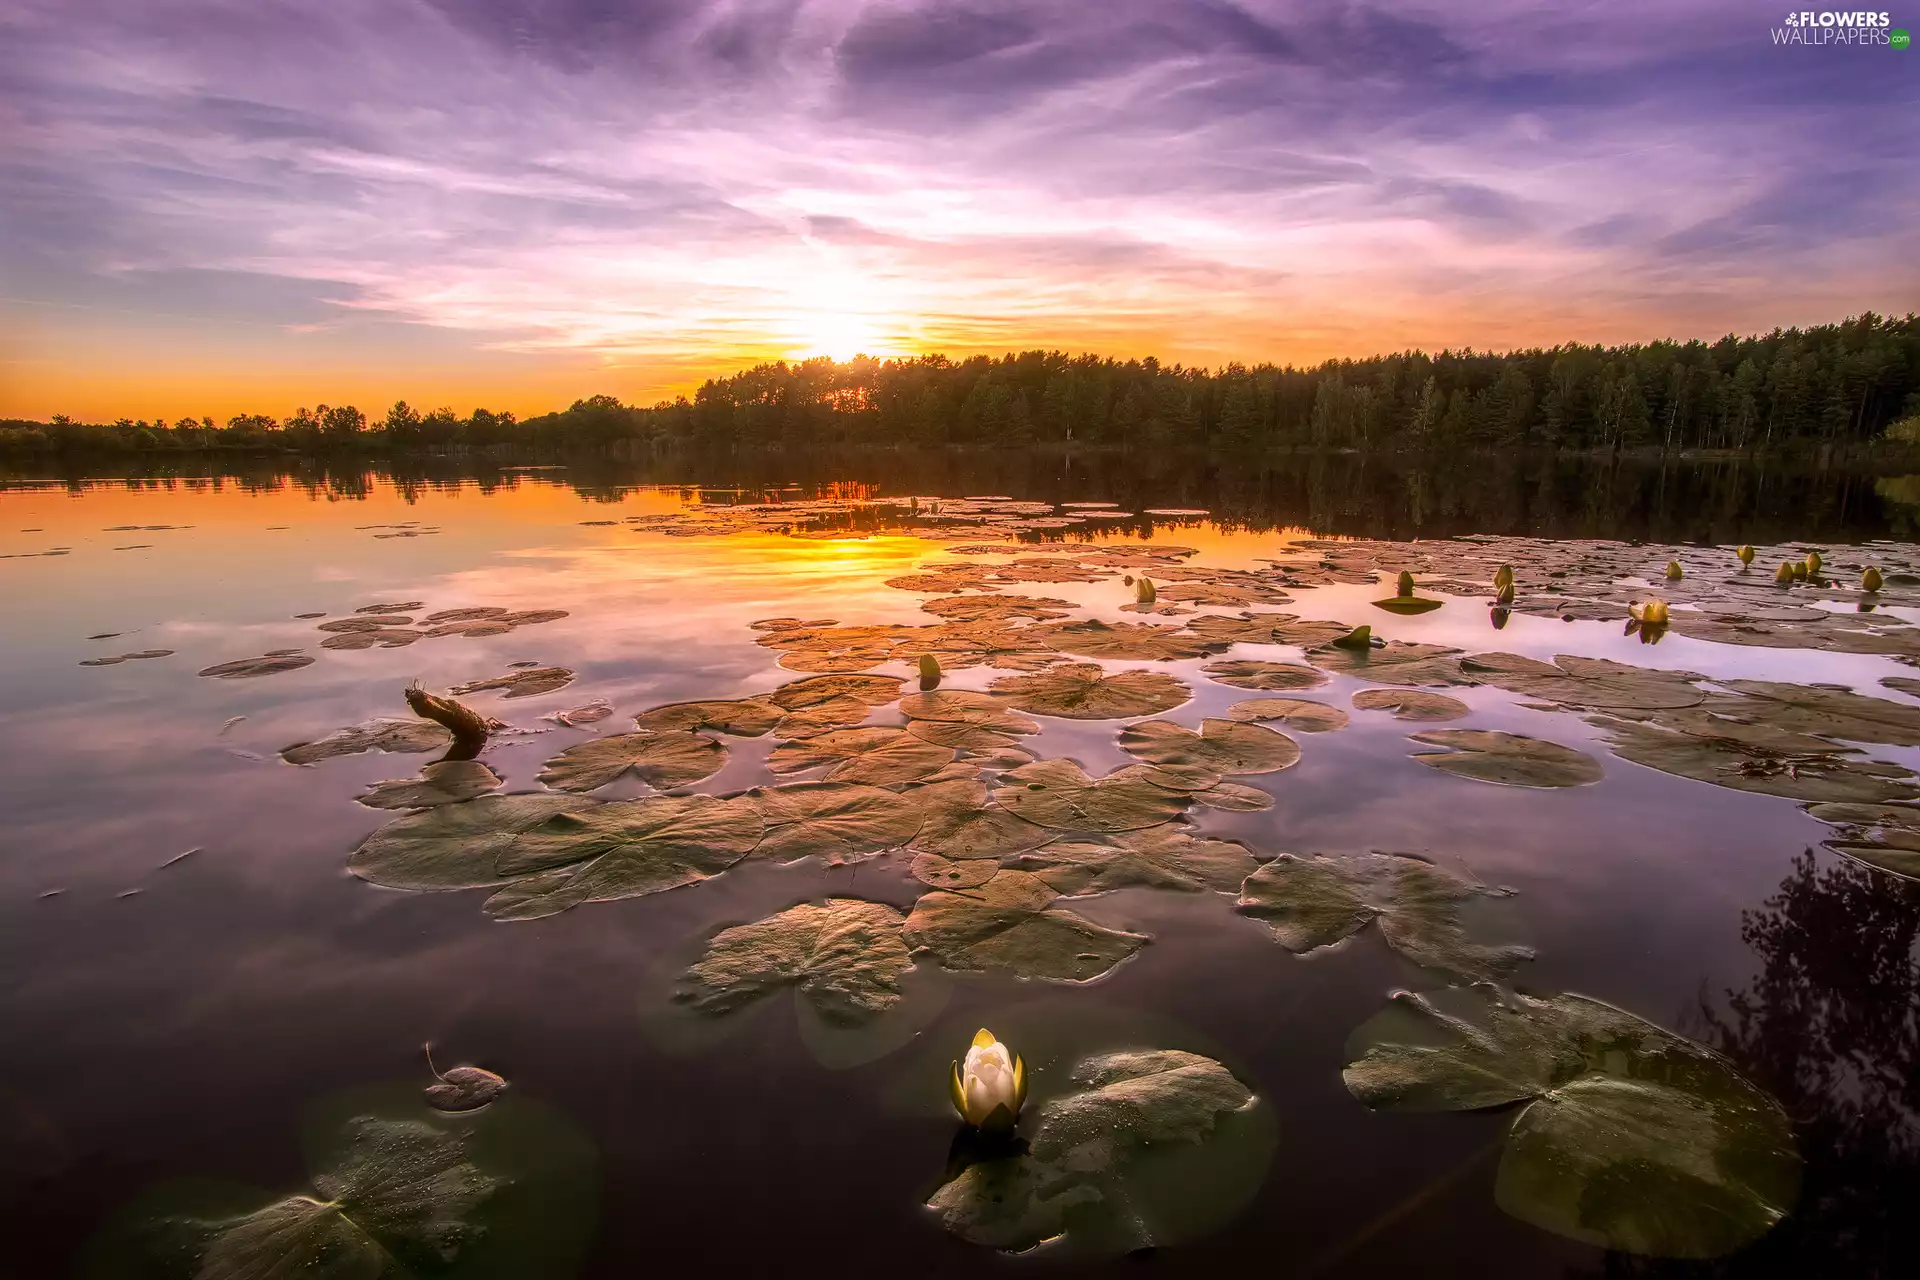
[1343,986,1800,1259]
[483,794,764,920]
[535,731,727,792]
[1119,718,1302,776]
[767,726,955,785]
[928,1048,1255,1253]
[349,793,589,891]
[1238,853,1532,981]
[280,718,451,766]
[632,698,784,736]
[1409,730,1604,788]
[190,1116,497,1279]
[1011,825,1260,896]
[1350,688,1468,721]
[991,758,1191,832]
[451,667,575,699]
[678,898,912,1025]
[1199,660,1329,691]
[198,653,316,679]
[1223,698,1349,733]
[1372,596,1443,615]
[903,869,1148,980]
[358,760,504,810]
[748,781,923,863]
[906,778,1056,859]
[989,663,1191,719]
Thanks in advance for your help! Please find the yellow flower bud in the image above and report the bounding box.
[1136,576,1156,604]
[1493,564,1514,591]
[1665,561,1683,581]
[1737,545,1755,565]
[1805,550,1823,574]
[950,1029,1025,1130]
[1396,570,1415,598]
[1776,561,1796,584]
[1863,567,1884,592]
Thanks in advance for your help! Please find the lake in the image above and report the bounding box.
[2,453,1915,1279]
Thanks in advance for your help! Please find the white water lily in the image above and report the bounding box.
[949,1028,1027,1130]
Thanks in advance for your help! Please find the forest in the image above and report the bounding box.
[6,312,1917,457]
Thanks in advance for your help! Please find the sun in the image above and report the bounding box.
[789,311,894,362]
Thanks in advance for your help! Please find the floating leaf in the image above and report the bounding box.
[748,781,923,863]
[1343,986,1800,1259]
[903,869,1147,980]
[451,666,575,699]
[1031,619,1224,661]
[484,794,764,919]
[1200,659,1329,692]
[1587,716,1919,804]
[1119,718,1302,776]
[765,673,903,710]
[899,689,1039,734]
[189,1116,496,1279]
[990,662,1191,719]
[632,698,783,736]
[1012,825,1260,896]
[1238,852,1531,981]
[349,794,588,891]
[1372,597,1442,615]
[1310,639,1472,687]
[359,760,504,810]
[928,1048,1255,1254]
[1190,781,1274,811]
[991,758,1190,832]
[1803,800,1920,879]
[281,718,450,766]
[1224,698,1349,732]
[424,1049,507,1112]
[536,731,727,792]
[678,898,912,1024]
[1712,679,1920,747]
[907,778,1056,859]
[912,851,1003,889]
[767,726,955,785]
[198,653,316,679]
[1460,653,1703,711]
[78,649,173,666]
[1409,730,1604,788]
[1350,688,1468,721]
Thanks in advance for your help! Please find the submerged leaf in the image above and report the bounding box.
[1409,730,1604,789]
[904,869,1147,981]
[536,731,727,792]
[451,667,575,699]
[990,662,1191,720]
[679,898,912,1024]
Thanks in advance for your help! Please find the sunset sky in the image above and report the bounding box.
[3,0,1915,421]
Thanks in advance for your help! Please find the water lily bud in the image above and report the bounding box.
[1805,550,1823,575]
[1396,571,1415,598]
[1792,560,1809,582]
[1329,624,1373,651]
[1496,581,1515,605]
[1664,561,1683,581]
[1775,561,1795,584]
[1489,606,1510,630]
[918,654,942,682]
[1493,564,1514,591]
[1136,576,1157,604]
[1863,567,1884,592]
[950,1028,1025,1131]
[1632,598,1670,626]
[1737,545,1755,566]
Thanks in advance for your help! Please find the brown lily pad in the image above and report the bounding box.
[990,663,1191,720]
[1200,660,1329,692]
[1351,689,1469,721]
[536,731,727,792]
[1408,730,1604,789]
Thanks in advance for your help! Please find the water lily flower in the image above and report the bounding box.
[1630,599,1670,625]
[1737,544,1755,566]
[1493,564,1514,591]
[950,1028,1026,1131]
[1863,567,1885,592]
[1664,561,1684,581]
[1136,576,1157,604]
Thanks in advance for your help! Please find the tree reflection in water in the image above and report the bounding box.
[1575,851,1919,1278]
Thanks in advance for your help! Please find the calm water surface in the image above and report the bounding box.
[2,459,1914,1278]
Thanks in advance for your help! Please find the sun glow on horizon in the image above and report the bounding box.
[784,310,903,363]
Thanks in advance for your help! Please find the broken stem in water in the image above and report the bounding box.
[406,684,490,757]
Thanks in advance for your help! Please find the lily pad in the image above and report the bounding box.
[1350,688,1468,721]
[1587,716,1920,804]
[198,653,316,679]
[536,731,727,792]
[484,794,764,920]
[1372,596,1443,615]
[1460,653,1704,711]
[991,758,1191,832]
[990,663,1191,720]
[1200,660,1329,692]
[78,649,174,666]
[768,694,874,739]
[1119,718,1302,776]
[928,1048,1255,1254]
[1409,730,1604,788]
[632,698,784,736]
[767,726,955,786]
[907,778,1057,860]
[1190,781,1275,812]
[1802,800,1920,879]
[188,1116,496,1279]
[748,781,923,863]
[451,667,576,699]
[1310,640,1472,687]
[678,898,912,1024]
[765,673,903,710]
[358,760,504,810]
[1342,986,1800,1259]
[903,869,1147,981]
[424,1056,508,1113]
[1238,852,1532,981]
[1012,825,1260,896]
[899,690,1039,734]
[281,718,450,766]
[349,793,589,891]
[1031,619,1224,661]
[1224,698,1349,733]
[1714,679,1920,747]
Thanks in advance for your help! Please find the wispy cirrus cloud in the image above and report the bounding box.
[1,1,1915,417]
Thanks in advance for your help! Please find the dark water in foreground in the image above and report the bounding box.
[1,454,1915,1278]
